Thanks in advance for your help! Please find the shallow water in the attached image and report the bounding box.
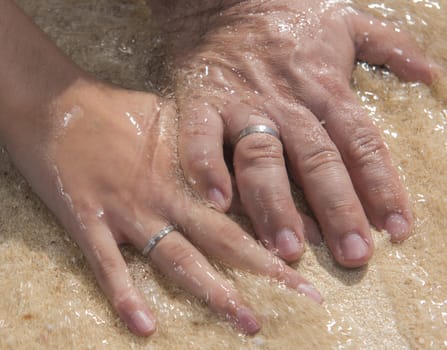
[0,0,446,349]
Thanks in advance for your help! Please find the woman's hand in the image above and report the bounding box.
[0,2,321,336]
[163,0,440,267]
[3,79,322,336]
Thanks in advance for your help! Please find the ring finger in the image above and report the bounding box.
[126,216,261,334]
[224,104,308,262]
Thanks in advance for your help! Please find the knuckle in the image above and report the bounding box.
[257,188,291,214]
[112,287,136,313]
[213,222,247,255]
[320,75,345,94]
[161,238,198,271]
[208,222,262,268]
[310,73,351,116]
[325,198,358,218]
[236,136,284,167]
[300,147,343,176]
[181,115,221,139]
[185,149,219,174]
[182,120,213,138]
[95,254,123,285]
[314,70,348,97]
[368,182,400,205]
[207,286,239,313]
[266,258,291,283]
[346,128,387,168]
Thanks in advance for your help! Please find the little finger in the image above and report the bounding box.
[275,104,373,268]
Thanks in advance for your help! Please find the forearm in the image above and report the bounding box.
[0,0,85,147]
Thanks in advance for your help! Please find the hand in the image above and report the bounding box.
[3,78,322,336]
[0,2,322,336]
[164,0,440,267]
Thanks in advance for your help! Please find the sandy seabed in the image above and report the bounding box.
[1,0,446,349]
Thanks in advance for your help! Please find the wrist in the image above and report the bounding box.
[0,1,88,149]
[0,73,93,155]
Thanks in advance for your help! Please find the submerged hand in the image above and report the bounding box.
[3,79,322,336]
[164,0,439,267]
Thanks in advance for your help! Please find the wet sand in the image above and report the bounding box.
[1,0,446,349]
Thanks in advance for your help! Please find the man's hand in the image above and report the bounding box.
[160,0,440,266]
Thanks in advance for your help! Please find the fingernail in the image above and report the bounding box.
[236,307,261,335]
[130,310,156,334]
[339,232,369,261]
[297,284,323,304]
[208,188,226,211]
[385,213,410,241]
[275,228,302,259]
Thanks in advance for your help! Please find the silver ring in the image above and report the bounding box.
[142,225,175,256]
[233,125,280,146]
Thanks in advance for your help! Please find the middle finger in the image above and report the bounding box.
[127,217,262,334]
[271,103,374,268]
[224,105,306,262]
[171,197,322,303]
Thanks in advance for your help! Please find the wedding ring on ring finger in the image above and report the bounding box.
[233,124,280,147]
[142,225,175,256]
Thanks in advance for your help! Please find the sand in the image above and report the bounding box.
[0,0,446,349]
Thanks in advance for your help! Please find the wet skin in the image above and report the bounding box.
[1,0,443,338]
[0,1,322,337]
[154,0,441,266]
